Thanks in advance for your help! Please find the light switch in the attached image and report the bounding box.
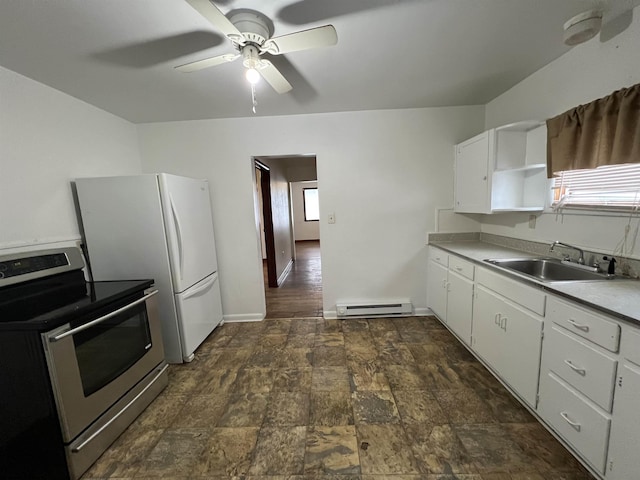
[328,213,336,224]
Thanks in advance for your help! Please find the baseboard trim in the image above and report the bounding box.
[277,259,294,286]
[414,307,432,316]
[323,310,337,320]
[223,313,265,323]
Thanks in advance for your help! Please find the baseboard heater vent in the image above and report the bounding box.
[336,301,413,318]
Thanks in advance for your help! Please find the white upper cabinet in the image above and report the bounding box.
[454,121,549,214]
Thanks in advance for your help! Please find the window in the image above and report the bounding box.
[303,188,319,221]
[552,163,640,210]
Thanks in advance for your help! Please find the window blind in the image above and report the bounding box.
[552,163,640,210]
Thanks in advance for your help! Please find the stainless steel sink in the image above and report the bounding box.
[484,258,613,282]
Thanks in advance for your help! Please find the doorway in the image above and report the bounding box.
[255,161,278,288]
[253,155,322,318]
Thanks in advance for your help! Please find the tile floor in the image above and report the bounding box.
[82,316,595,479]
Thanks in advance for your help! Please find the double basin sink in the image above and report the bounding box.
[484,257,614,283]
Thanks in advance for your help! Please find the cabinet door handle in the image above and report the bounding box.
[567,318,590,332]
[501,317,508,331]
[560,412,581,432]
[564,359,587,376]
[446,282,451,293]
[494,313,501,325]
[455,266,463,271]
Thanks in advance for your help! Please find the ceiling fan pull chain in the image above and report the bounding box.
[251,83,258,114]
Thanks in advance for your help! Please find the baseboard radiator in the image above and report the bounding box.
[336,301,413,318]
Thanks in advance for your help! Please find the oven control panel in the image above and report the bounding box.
[0,253,69,279]
[0,247,84,287]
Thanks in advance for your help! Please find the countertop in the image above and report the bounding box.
[430,240,640,325]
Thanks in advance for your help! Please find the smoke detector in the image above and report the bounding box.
[563,9,603,45]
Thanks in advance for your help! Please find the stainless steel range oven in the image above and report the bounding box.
[0,246,168,480]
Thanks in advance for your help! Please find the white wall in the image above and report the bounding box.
[0,65,142,250]
[260,158,294,281]
[286,159,317,182]
[137,106,485,319]
[482,8,640,259]
[292,181,320,241]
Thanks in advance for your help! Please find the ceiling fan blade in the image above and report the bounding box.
[175,53,239,72]
[184,0,245,44]
[258,60,293,94]
[261,25,337,55]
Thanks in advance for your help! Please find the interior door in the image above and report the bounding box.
[159,174,218,292]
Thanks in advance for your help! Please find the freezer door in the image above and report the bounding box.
[174,272,223,361]
[159,174,219,292]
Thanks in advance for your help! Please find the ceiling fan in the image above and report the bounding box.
[176,0,338,95]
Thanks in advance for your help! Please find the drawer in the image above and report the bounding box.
[429,247,448,267]
[476,267,546,316]
[548,296,620,352]
[542,326,617,412]
[538,372,611,474]
[449,255,474,280]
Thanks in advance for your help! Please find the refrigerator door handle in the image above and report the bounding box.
[183,273,217,300]
[169,194,184,280]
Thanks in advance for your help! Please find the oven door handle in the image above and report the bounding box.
[71,363,169,453]
[49,289,159,342]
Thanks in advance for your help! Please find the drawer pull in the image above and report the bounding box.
[560,412,581,432]
[567,318,590,332]
[564,359,587,376]
[455,266,463,271]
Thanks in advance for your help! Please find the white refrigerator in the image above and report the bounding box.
[75,173,223,363]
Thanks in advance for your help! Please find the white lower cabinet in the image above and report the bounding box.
[427,258,448,320]
[426,247,639,480]
[538,372,611,474]
[472,283,543,407]
[446,271,474,344]
[539,296,622,475]
[605,327,640,480]
[542,325,617,412]
[427,247,474,345]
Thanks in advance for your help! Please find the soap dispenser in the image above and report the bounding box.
[603,256,616,275]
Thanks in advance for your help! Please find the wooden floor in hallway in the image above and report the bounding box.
[264,240,322,319]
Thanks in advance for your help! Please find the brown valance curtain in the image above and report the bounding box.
[546,83,640,178]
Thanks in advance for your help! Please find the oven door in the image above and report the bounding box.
[42,287,164,442]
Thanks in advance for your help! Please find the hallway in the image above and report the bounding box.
[264,240,322,318]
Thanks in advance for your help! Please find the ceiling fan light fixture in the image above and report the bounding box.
[246,67,261,84]
[563,9,603,46]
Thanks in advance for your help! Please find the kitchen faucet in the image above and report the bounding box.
[549,241,585,265]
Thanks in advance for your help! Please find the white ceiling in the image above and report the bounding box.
[0,0,636,123]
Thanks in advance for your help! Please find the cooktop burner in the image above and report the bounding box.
[0,269,153,330]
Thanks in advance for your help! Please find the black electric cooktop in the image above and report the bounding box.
[0,270,153,331]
